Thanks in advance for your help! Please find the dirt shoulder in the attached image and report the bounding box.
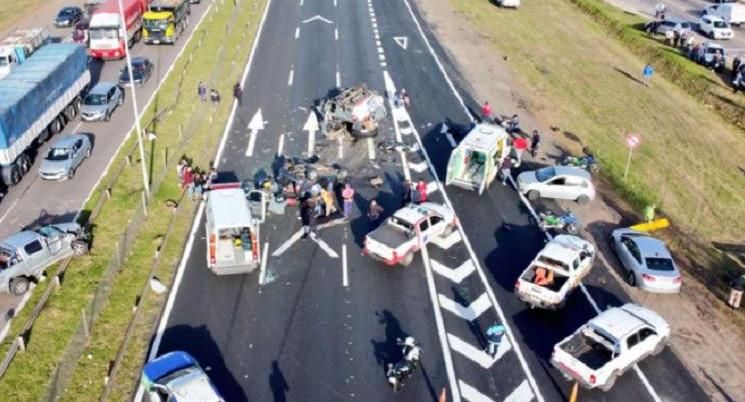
[414,0,745,401]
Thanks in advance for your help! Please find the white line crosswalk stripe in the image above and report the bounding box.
[431,258,474,283]
[439,292,491,321]
[447,332,512,369]
[430,230,462,250]
[409,161,428,173]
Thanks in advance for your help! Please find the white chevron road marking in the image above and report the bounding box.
[504,380,535,402]
[439,292,491,321]
[431,258,474,283]
[459,379,534,402]
[409,161,428,173]
[447,332,512,369]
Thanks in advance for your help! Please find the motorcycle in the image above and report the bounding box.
[538,210,581,234]
[561,147,599,173]
[386,337,421,393]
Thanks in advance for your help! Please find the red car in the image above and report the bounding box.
[72,20,90,46]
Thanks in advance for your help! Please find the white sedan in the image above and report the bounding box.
[699,15,734,39]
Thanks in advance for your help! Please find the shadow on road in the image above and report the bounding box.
[268,360,289,402]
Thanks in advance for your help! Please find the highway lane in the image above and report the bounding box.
[0,0,213,336]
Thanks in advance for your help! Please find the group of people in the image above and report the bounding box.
[197,81,244,106]
[177,157,217,201]
[480,103,541,183]
[298,182,354,239]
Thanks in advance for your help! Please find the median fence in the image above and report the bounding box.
[0,0,242,398]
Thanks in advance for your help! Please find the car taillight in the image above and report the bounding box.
[589,374,596,384]
[641,273,656,282]
[392,251,398,261]
[514,280,520,291]
[673,276,682,284]
[209,233,216,264]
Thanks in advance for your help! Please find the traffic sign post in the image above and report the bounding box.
[623,134,641,180]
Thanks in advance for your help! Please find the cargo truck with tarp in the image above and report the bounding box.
[0,28,50,79]
[0,43,90,186]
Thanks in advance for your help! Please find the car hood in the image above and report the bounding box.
[81,104,108,114]
[517,171,538,186]
[39,158,71,173]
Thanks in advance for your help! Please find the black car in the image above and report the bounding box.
[118,57,154,86]
[55,7,84,27]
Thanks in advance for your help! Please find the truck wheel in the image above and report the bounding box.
[527,190,540,201]
[134,28,142,43]
[105,111,111,122]
[576,195,590,205]
[400,252,415,267]
[17,154,31,175]
[73,97,82,115]
[65,103,77,121]
[1,164,21,186]
[72,240,89,256]
[49,116,64,135]
[10,277,30,296]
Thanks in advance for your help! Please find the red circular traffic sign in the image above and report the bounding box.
[625,134,641,149]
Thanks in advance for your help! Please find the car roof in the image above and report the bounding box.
[50,134,87,148]
[590,305,650,340]
[89,82,116,94]
[705,42,724,49]
[393,204,429,223]
[631,235,672,260]
[704,15,726,22]
[132,57,149,64]
[459,124,509,150]
[2,231,41,248]
[549,165,591,180]
[207,186,254,229]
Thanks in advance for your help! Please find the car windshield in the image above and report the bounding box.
[645,257,675,271]
[537,255,569,271]
[535,167,556,182]
[37,226,64,238]
[90,28,118,40]
[46,147,71,161]
[155,366,198,386]
[0,57,8,67]
[389,216,415,232]
[84,93,107,105]
[713,21,729,28]
[0,248,14,270]
[143,19,170,30]
[706,47,723,55]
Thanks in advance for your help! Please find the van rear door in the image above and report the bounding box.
[446,148,464,186]
[479,153,493,195]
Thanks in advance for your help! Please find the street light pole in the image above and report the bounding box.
[117,0,150,196]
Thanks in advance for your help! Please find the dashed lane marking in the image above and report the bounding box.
[430,258,475,284]
[448,332,512,369]
[295,27,299,39]
[367,137,376,160]
[439,292,491,321]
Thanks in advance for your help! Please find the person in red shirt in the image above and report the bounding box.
[512,137,528,167]
[481,101,492,123]
[183,167,195,199]
[416,180,428,203]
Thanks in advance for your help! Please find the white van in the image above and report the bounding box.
[495,0,520,8]
[205,183,265,275]
[704,4,745,26]
[445,123,511,195]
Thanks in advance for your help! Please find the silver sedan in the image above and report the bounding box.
[610,228,682,294]
[38,134,92,181]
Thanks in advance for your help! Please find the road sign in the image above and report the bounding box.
[626,134,641,149]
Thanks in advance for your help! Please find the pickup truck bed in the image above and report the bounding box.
[367,225,409,249]
[521,266,569,292]
[559,333,611,370]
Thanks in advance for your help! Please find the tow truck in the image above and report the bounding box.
[364,202,457,266]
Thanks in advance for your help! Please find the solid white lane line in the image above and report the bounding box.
[447,332,512,369]
[342,244,348,287]
[287,69,294,86]
[337,137,343,159]
[295,27,299,39]
[367,137,375,160]
[277,133,285,156]
[336,71,341,87]
[259,242,269,285]
[438,292,491,321]
[272,228,305,257]
[430,258,474,284]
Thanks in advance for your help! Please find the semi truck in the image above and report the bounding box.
[0,43,90,186]
[0,28,50,79]
[143,0,190,45]
[89,0,149,59]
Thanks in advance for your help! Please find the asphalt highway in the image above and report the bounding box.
[152,0,711,401]
[0,1,213,337]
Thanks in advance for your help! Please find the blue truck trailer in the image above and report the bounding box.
[0,43,90,186]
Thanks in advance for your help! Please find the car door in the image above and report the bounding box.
[107,87,117,111]
[22,239,51,275]
[428,214,445,236]
[618,237,636,272]
[542,176,567,199]
[72,140,84,167]
[417,217,431,245]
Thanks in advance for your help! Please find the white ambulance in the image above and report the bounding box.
[445,123,511,195]
[205,183,265,275]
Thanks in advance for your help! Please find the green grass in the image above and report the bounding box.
[447,0,745,284]
[0,0,50,34]
[0,0,267,400]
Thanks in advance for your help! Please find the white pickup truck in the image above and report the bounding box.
[550,303,670,391]
[514,235,595,309]
[363,202,457,266]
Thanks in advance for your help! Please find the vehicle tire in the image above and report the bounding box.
[105,111,111,122]
[37,128,51,144]
[134,28,142,43]
[49,116,64,135]
[118,94,124,106]
[73,97,82,115]
[653,337,667,355]
[566,223,579,234]
[400,252,415,267]
[527,190,540,201]
[305,166,318,182]
[588,163,600,173]
[576,195,591,205]
[18,154,31,175]
[68,168,75,180]
[600,372,619,392]
[65,103,77,121]
[627,270,637,287]
[10,277,30,296]
[72,240,89,256]
[2,164,21,185]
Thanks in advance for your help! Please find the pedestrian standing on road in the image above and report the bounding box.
[321,187,337,216]
[512,136,528,167]
[183,166,195,199]
[500,157,513,186]
[198,81,207,102]
[400,88,411,108]
[233,81,243,103]
[402,179,412,206]
[367,199,384,229]
[485,322,505,358]
[342,183,355,218]
[481,101,492,123]
[416,179,428,203]
[642,63,655,86]
[530,130,541,157]
[728,273,745,309]
[508,114,520,134]
[194,172,207,200]
[210,89,220,106]
[308,198,319,239]
[300,198,312,239]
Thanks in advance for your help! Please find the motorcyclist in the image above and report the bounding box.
[386,336,421,392]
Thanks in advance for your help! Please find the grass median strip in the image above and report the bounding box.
[448,0,744,280]
[0,0,267,400]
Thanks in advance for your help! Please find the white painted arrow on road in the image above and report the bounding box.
[438,292,491,321]
[303,111,319,157]
[303,15,333,24]
[245,109,265,156]
[447,332,512,369]
[393,36,408,50]
[431,258,474,283]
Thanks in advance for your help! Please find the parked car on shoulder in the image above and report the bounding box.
[517,166,595,205]
[610,228,682,294]
[119,57,154,86]
[54,6,84,27]
[648,18,692,35]
[38,134,92,181]
[0,223,89,295]
[699,15,733,39]
[81,82,123,122]
[692,41,726,72]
